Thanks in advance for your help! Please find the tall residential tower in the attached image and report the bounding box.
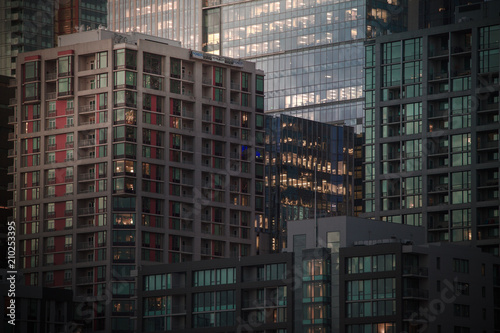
[8,29,265,332]
[363,2,500,255]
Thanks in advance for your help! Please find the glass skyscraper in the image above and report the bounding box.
[108,0,411,132]
[265,114,355,250]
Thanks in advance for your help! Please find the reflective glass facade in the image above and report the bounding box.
[108,0,202,50]
[218,0,369,131]
[265,114,354,250]
[108,0,412,133]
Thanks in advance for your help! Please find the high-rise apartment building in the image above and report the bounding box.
[264,114,355,250]
[0,76,15,269]
[0,0,107,77]
[363,2,500,255]
[8,29,265,332]
[108,0,415,132]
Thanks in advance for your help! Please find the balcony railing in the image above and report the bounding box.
[77,276,94,285]
[79,104,95,113]
[403,266,429,276]
[79,207,95,215]
[46,72,57,81]
[79,139,95,147]
[182,74,194,82]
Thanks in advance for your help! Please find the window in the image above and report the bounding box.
[114,160,136,175]
[113,178,136,193]
[327,232,340,253]
[347,255,396,274]
[454,304,470,317]
[453,259,469,273]
[97,73,108,88]
[241,72,249,91]
[114,49,137,69]
[113,126,137,142]
[404,61,422,84]
[143,53,162,74]
[193,268,236,286]
[404,38,422,61]
[96,51,107,68]
[114,71,137,89]
[143,74,163,90]
[214,67,224,86]
[383,64,401,87]
[214,88,223,102]
[65,235,72,248]
[143,274,169,291]
[112,282,135,295]
[98,92,108,110]
[47,152,55,163]
[58,77,72,95]
[24,83,39,100]
[114,90,137,107]
[113,247,135,262]
[113,213,135,226]
[256,75,264,94]
[113,230,136,244]
[383,41,401,64]
[114,109,136,125]
[47,135,56,147]
[479,49,499,73]
[58,56,72,76]
[480,25,500,49]
[24,61,40,81]
[454,282,469,295]
[170,58,181,78]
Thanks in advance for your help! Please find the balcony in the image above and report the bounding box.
[403,266,428,277]
[403,288,429,299]
[46,92,57,100]
[182,109,194,118]
[77,276,94,285]
[9,98,17,106]
[79,139,95,147]
[46,72,57,81]
[79,104,96,113]
[182,73,194,82]
[8,116,17,124]
[79,207,95,215]
[8,133,16,140]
